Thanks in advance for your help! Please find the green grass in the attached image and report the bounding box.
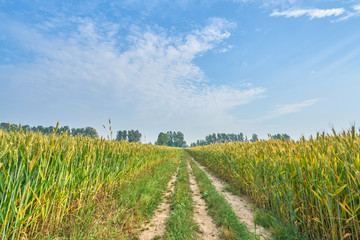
[222,181,302,240]
[254,208,304,240]
[223,183,243,196]
[164,152,197,240]
[188,156,254,240]
[48,153,179,239]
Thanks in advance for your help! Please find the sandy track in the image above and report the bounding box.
[192,159,272,240]
[187,162,220,240]
[138,168,178,240]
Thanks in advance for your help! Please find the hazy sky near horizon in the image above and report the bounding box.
[1,0,360,143]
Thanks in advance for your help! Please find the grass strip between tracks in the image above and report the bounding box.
[188,156,255,240]
[164,152,197,240]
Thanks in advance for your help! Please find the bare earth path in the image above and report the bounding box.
[187,162,220,240]
[138,168,178,240]
[192,159,272,240]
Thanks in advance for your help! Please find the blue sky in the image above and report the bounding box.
[1,0,360,144]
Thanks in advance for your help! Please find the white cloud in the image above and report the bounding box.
[354,4,360,12]
[1,17,265,134]
[263,99,320,120]
[219,45,234,53]
[270,8,345,19]
[335,4,360,21]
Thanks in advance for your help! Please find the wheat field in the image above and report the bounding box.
[187,127,360,239]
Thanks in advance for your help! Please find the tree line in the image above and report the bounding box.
[190,132,290,147]
[1,121,290,146]
[271,133,290,141]
[0,122,98,138]
[0,122,185,145]
[155,131,187,148]
[115,130,142,143]
[0,122,183,145]
[190,132,254,147]
[0,122,145,142]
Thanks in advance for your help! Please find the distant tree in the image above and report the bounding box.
[156,132,168,145]
[282,134,291,141]
[128,130,141,143]
[84,127,98,138]
[272,133,290,141]
[165,131,186,147]
[31,126,39,132]
[7,124,19,131]
[174,131,185,147]
[0,123,10,131]
[177,131,186,147]
[238,133,244,142]
[115,130,141,142]
[166,131,174,146]
[196,140,207,146]
[71,128,81,136]
[205,135,211,144]
[251,134,258,142]
[272,133,281,140]
[22,125,31,132]
[128,130,134,142]
[122,130,128,140]
[58,126,70,134]
[0,122,99,138]
[70,127,98,138]
[47,126,55,134]
[191,132,250,146]
[116,130,127,141]
[70,128,76,136]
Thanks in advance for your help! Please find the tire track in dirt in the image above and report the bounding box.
[187,162,220,240]
[192,159,272,240]
[138,167,178,240]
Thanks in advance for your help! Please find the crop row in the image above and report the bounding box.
[0,128,177,239]
[187,127,360,239]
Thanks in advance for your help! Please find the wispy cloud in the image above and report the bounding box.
[270,8,345,19]
[354,4,360,12]
[219,44,234,53]
[335,4,360,21]
[263,98,320,120]
[0,16,265,131]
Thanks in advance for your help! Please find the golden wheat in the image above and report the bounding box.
[187,127,360,239]
[0,128,177,239]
